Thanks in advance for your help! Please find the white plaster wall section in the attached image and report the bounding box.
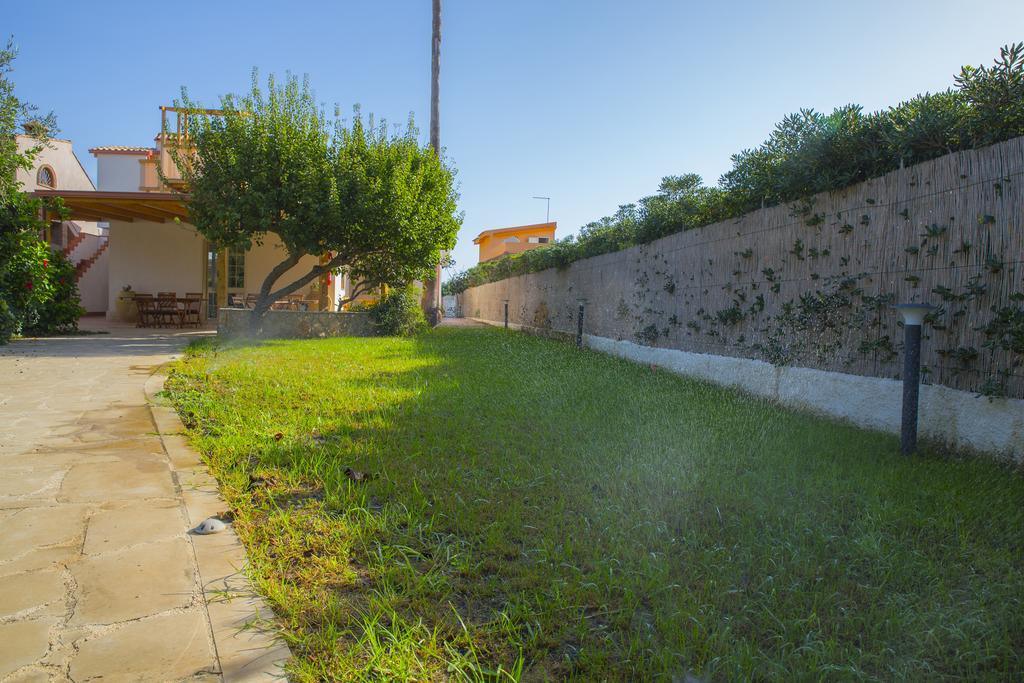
[95,153,147,191]
[106,220,206,316]
[776,367,903,433]
[78,247,109,313]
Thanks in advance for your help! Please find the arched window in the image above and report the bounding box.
[37,166,56,188]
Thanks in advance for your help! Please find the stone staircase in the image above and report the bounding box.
[62,232,87,258]
[75,240,109,280]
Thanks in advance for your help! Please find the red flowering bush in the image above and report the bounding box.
[0,230,82,341]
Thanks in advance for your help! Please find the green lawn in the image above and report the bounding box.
[166,327,1024,681]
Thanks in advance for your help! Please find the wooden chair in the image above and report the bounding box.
[244,293,258,310]
[228,293,245,308]
[134,294,154,327]
[155,293,178,327]
[181,296,203,328]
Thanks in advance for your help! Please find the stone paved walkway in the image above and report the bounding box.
[0,322,284,682]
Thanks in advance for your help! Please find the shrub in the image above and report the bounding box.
[23,248,81,335]
[0,298,16,342]
[372,285,427,336]
[0,231,82,339]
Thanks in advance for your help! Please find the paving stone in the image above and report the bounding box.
[0,544,79,578]
[206,590,290,682]
[0,505,88,562]
[2,668,52,683]
[1,327,288,680]
[71,537,196,625]
[84,502,186,555]
[0,619,54,676]
[60,459,176,502]
[69,609,216,682]
[0,467,64,498]
[0,571,65,618]
[160,432,204,470]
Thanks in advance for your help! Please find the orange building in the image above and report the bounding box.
[473,221,556,263]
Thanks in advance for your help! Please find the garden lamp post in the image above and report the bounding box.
[895,302,934,455]
[576,298,586,349]
[503,298,509,329]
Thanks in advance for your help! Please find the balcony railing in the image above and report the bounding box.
[139,106,222,192]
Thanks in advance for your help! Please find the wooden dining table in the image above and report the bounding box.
[137,297,203,328]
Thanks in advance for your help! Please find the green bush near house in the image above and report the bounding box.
[0,231,82,338]
[371,285,427,336]
[446,42,1024,294]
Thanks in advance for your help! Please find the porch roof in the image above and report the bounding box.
[32,189,190,223]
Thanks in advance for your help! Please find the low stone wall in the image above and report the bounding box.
[217,309,375,339]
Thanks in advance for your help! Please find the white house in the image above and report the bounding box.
[34,107,356,322]
[16,134,109,314]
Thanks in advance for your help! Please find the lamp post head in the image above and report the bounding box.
[895,302,934,326]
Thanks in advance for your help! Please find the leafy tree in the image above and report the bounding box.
[177,72,461,329]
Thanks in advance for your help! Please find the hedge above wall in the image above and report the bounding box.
[445,42,1024,297]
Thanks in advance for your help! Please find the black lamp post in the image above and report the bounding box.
[503,299,509,329]
[894,303,934,455]
[576,298,586,349]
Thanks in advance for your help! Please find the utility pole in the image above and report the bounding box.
[422,0,443,325]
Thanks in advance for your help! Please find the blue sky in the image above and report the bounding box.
[7,1,1022,276]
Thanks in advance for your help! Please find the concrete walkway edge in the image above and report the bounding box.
[144,371,291,682]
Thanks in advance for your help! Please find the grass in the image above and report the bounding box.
[166,326,1024,681]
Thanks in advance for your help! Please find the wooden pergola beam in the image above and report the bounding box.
[90,201,174,223]
[30,190,191,223]
[78,202,142,222]
[137,202,189,220]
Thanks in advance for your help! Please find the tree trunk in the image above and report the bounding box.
[247,251,348,334]
[421,0,443,326]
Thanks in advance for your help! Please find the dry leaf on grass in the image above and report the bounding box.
[345,467,372,483]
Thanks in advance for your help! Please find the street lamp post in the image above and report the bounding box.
[894,303,934,455]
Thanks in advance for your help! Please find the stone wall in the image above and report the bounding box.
[458,138,1024,459]
[218,309,375,340]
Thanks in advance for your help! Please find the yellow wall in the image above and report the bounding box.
[475,222,556,262]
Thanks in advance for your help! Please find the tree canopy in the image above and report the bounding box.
[176,72,461,322]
